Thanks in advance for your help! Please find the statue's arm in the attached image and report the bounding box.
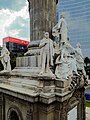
[58,19,62,31]
[39,40,47,48]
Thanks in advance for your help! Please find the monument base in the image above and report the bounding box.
[0,70,86,120]
[0,41,87,120]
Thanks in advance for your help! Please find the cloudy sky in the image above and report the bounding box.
[0,0,30,46]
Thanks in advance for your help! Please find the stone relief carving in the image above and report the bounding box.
[0,44,11,72]
[26,104,33,120]
[52,14,86,81]
[17,11,87,92]
[37,14,87,92]
[26,110,32,120]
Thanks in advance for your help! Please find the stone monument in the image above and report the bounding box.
[39,32,54,77]
[0,0,88,120]
[28,0,58,41]
[0,44,11,73]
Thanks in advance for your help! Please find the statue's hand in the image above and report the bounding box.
[24,53,27,56]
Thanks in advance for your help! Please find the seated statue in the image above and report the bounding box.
[39,32,55,77]
[0,44,11,72]
[55,43,70,79]
[55,42,79,80]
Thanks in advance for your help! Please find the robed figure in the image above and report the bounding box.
[0,44,11,72]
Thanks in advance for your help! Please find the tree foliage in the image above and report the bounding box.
[84,57,90,67]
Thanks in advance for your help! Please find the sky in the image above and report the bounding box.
[0,0,30,46]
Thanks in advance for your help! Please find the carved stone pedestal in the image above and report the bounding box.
[0,72,86,120]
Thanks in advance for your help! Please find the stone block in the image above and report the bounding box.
[28,56,31,66]
[37,55,41,67]
[16,55,41,67]
[30,56,36,67]
[55,79,71,88]
[25,57,29,67]
[55,87,69,94]
[16,57,19,67]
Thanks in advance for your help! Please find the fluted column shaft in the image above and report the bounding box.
[28,0,57,41]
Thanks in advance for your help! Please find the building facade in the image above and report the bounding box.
[57,0,90,57]
[3,37,30,56]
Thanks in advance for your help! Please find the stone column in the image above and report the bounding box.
[55,102,68,120]
[27,0,58,41]
[77,88,86,120]
[0,93,3,120]
[38,103,55,120]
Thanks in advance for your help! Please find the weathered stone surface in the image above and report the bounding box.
[0,71,86,120]
[0,93,3,120]
[16,56,41,68]
[55,79,71,88]
[29,0,57,41]
[0,0,87,119]
[5,95,37,120]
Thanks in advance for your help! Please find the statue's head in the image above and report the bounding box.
[76,43,81,48]
[60,12,65,19]
[44,32,49,39]
[3,43,6,48]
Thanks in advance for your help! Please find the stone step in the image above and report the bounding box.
[5,77,39,90]
[11,67,41,77]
